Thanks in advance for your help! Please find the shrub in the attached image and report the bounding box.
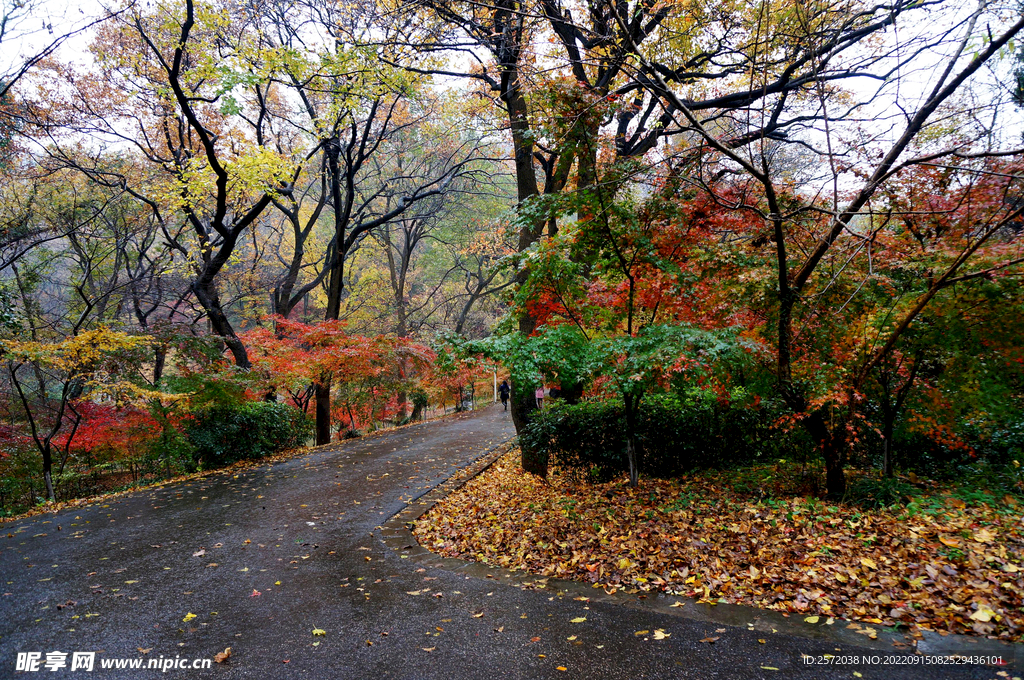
[187,401,312,467]
[858,414,1024,480]
[522,393,808,481]
[844,476,920,509]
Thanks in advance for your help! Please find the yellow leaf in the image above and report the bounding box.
[860,558,877,570]
[653,629,670,640]
[969,604,997,623]
[312,628,326,636]
[556,667,567,672]
[973,528,995,544]
[571,617,587,623]
[939,536,960,548]
[634,630,649,636]
[804,616,819,624]
[182,612,197,623]
[761,667,779,671]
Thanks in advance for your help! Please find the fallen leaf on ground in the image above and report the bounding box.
[214,648,231,664]
[413,450,1024,640]
[970,605,997,623]
[973,528,995,543]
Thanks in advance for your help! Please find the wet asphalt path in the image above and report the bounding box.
[0,406,1002,679]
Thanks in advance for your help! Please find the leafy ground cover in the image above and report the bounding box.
[414,451,1024,641]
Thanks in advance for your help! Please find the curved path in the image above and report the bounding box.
[0,406,1003,678]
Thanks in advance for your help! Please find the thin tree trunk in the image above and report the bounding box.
[882,417,894,479]
[43,467,55,503]
[623,394,640,487]
[803,412,847,498]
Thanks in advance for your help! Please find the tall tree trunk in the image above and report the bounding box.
[510,380,546,476]
[802,411,847,498]
[510,310,547,475]
[315,381,331,445]
[43,467,55,503]
[315,136,347,445]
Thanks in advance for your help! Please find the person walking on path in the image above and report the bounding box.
[498,380,510,411]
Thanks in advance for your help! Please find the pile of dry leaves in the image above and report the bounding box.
[414,451,1024,641]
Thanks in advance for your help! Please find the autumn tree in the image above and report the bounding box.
[30,0,306,368]
[614,1,1024,495]
[2,329,149,500]
[403,0,941,476]
[241,0,491,442]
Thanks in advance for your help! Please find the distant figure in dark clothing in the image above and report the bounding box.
[548,386,561,400]
[498,380,510,410]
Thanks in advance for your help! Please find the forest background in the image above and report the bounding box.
[0,0,1023,517]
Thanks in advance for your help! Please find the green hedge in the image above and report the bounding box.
[186,401,312,467]
[521,393,808,481]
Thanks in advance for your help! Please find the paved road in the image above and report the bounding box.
[0,406,1003,679]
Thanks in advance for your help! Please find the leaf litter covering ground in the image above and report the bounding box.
[414,451,1024,641]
